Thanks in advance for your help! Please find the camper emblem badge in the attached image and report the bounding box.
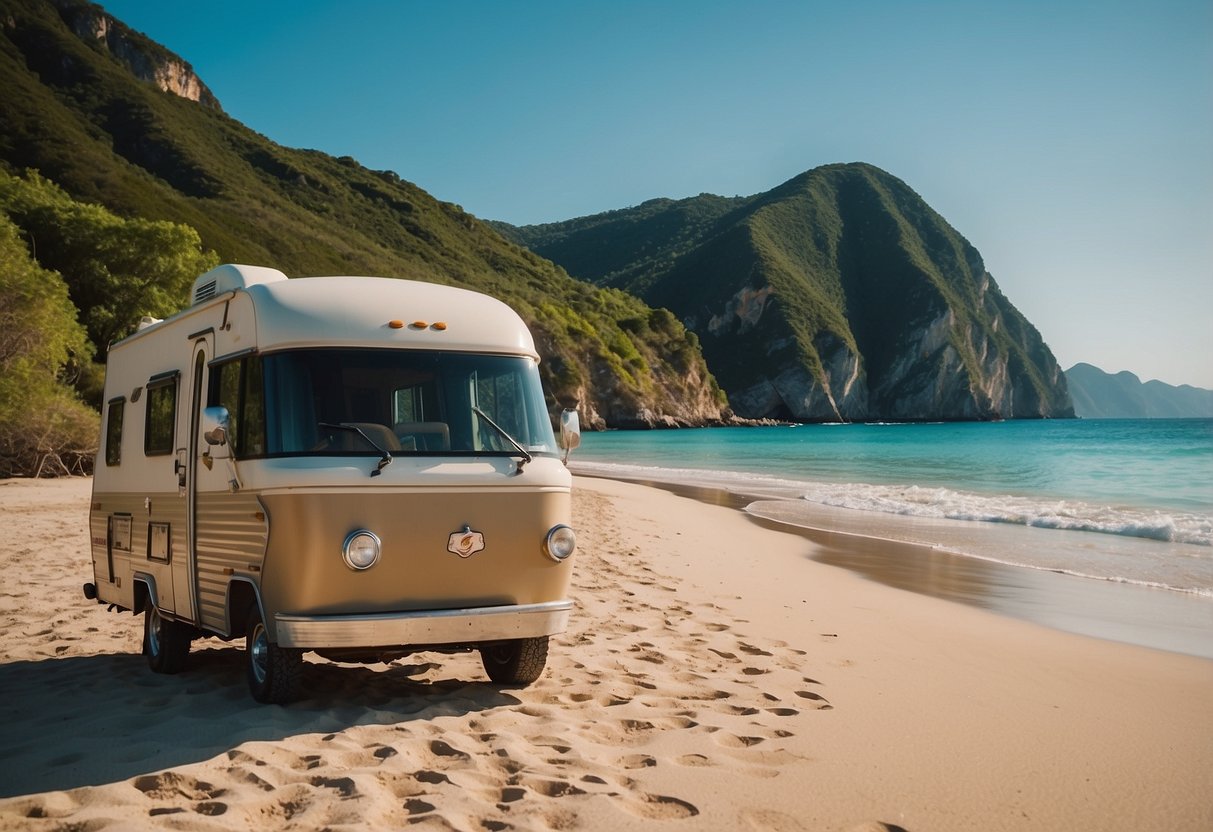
[447,526,485,558]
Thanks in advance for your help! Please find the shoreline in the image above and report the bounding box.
[576,472,1213,660]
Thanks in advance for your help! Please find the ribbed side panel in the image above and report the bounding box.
[88,492,184,609]
[195,492,267,630]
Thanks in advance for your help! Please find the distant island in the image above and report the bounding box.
[1065,363,1213,418]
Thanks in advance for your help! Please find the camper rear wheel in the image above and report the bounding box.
[479,636,549,685]
[245,602,303,704]
[144,605,190,674]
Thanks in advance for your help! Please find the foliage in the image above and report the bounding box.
[0,169,219,352]
[0,0,728,433]
[0,213,97,476]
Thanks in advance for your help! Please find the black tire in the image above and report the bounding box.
[245,602,303,704]
[479,636,549,685]
[144,604,190,674]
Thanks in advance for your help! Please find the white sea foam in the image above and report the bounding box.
[571,459,1213,595]
[791,481,1213,547]
[572,459,1212,547]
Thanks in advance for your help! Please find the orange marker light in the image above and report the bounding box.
[411,320,428,329]
[388,320,404,329]
[432,322,447,331]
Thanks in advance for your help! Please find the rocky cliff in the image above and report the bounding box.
[50,0,221,109]
[0,0,729,429]
[502,164,1074,422]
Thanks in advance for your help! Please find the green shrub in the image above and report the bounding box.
[0,215,97,476]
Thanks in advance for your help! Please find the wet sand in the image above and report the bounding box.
[589,474,1213,659]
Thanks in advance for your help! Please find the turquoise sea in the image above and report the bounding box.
[571,419,1213,599]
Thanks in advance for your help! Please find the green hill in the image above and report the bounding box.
[499,164,1074,421]
[0,0,728,431]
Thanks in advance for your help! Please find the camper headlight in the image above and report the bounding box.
[342,530,381,571]
[543,525,577,562]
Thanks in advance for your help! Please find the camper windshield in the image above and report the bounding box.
[261,349,558,458]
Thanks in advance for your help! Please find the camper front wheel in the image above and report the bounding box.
[245,603,303,704]
[143,605,190,674]
[479,636,549,685]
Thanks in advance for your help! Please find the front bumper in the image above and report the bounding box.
[274,600,573,649]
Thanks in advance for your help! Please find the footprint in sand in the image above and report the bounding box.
[714,733,766,749]
[227,768,275,792]
[738,808,814,830]
[309,775,357,798]
[403,798,435,816]
[720,704,760,716]
[738,642,775,657]
[521,776,588,798]
[415,770,451,785]
[133,772,224,802]
[619,792,700,820]
[193,801,228,816]
[498,785,527,804]
[617,754,657,769]
[794,690,833,709]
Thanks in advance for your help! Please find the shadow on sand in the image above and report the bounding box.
[0,646,518,798]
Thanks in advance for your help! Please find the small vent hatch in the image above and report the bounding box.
[193,280,217,304]
[190,264,288,306]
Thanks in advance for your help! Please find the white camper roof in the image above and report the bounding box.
[119,266,539,359]
[247,273,539,358]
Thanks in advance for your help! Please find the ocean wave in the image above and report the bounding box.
[793,483,1213,547]
[571,460,1213,548]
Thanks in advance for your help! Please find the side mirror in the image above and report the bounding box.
[202,406,231,447]
[559,409,580,463]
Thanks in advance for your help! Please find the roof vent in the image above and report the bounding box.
[189,264,289,307]
[193,280,217,304]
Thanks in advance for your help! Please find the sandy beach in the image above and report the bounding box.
[1,475,1211,831]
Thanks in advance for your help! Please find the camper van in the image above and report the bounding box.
[84,264,580,704]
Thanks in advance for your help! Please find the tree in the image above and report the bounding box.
[0,170,219,354]
[0,215,97,477]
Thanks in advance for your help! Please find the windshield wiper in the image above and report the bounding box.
[319,422,393,477]
[472,407,532,473]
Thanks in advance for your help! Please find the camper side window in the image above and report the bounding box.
[211,356,266,458]
[105,398,124,466]
[144,377,177,456]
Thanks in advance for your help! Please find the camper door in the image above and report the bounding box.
[176,333,218,622]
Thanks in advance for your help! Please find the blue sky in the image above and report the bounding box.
[100,0,1213,387]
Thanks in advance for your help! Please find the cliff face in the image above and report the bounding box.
[503,164,1075,422]
[51,0,221,109]
[0,0,729,429]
